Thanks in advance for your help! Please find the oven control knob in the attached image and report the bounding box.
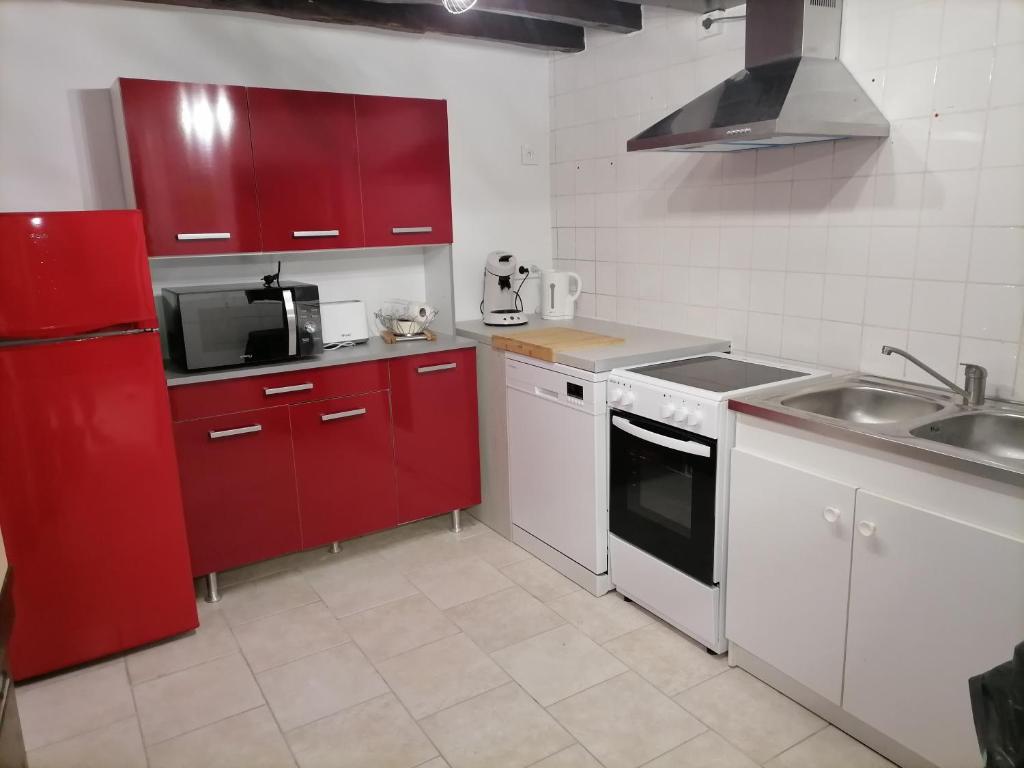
[673,407,689,422]
[620,391,636,407]
[609,388,625,404]
[687,410,703,427]
[660,403,676,419]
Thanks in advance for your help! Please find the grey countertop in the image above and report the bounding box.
[455,315,730,372]
[165,334,477,387]
[729,373,1024,486]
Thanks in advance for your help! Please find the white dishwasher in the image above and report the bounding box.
[506,355,611,595]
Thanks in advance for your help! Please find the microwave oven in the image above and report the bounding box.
[163,281,323,371]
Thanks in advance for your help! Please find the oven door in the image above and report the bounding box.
[609,411,717,586]
[177,287,297,370]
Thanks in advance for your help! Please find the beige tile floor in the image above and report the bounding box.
[18,515,896,768]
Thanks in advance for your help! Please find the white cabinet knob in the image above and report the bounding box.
[673,407,689,422]
[660,403,676,419]
[823,507,840,523]
[686,410,702,427]
[857,520,877,537]
[620,391,636,406]
[609,388,624,404]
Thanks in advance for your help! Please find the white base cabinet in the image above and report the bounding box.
[843,491,1024,768]
[727,416,1024,768]
[727,450,855,705]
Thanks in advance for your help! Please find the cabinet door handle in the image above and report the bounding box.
[857,520,877,537]
[293,230,340,238]
[417,362,457,374]
[264,383,314,396]
[209,424,262,440]
[176,232,230,241]
[321,408,366,422]
[392,226,433,235]
[822,507,840,523]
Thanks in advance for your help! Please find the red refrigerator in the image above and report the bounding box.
[0,210,198,680]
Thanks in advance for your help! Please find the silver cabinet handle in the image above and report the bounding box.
[392,226,433,234]
[176,232,230,241]
[264,382,313,396]
[293,230,340,238]
[209,424,262,440]
[418,362,457,374]
[321,407,367,422]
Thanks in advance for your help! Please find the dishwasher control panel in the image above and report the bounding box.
[506,357,607,416]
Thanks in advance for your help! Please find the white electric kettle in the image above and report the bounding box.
[540,269,582,320]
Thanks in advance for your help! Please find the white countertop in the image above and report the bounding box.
[456,315,730,372]
[165,333,477,386]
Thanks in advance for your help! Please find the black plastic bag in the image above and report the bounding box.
[970,641,1024,768]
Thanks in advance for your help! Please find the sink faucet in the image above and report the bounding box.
[881,346,987,406]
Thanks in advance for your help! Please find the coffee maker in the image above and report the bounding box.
[481,251,529,326]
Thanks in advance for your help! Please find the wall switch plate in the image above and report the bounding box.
[521,144,538,166]
[698,10,725,39]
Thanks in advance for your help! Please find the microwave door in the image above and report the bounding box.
[179,290,289,369]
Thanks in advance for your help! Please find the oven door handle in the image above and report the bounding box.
[612,416,711,458]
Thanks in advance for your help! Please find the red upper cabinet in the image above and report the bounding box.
[355,95,453,247]
[115,78,261,257]
[390,349,480,523]
[248,88,365,252]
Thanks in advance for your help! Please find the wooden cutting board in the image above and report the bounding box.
[491,327,625,362]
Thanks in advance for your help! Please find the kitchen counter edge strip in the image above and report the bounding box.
[728,396,1024,487]
[165,334,477,387]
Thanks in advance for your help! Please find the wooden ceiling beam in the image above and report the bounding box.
[127,0,586,52]
[367,0,642,34]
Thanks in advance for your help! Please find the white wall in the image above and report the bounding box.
[550,0,1024,399]
[0,0,552,321]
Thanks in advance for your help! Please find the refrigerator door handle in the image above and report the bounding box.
[284,289,297,357]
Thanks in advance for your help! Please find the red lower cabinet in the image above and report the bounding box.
[173,406,301,576]
[390,349,481,523]
[170,352,480,576]
[291,391,398,548]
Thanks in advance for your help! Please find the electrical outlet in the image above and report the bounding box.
[698,10,725,39]
[521,144,538,166]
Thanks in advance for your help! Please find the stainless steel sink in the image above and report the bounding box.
[910,411,1024,461]
[781,384,946,425]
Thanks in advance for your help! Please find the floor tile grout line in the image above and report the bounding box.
[222,616,303,767]
[141,703,266,753]
[121,658,152,768]
[19,659,136,756]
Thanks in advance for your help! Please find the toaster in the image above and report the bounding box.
[320,299,370,346]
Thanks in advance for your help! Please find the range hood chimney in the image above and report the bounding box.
[627,0,889,153]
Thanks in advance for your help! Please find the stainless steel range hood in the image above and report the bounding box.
[627,0,889,153]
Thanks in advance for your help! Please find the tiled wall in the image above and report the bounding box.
[549,0,1024,398]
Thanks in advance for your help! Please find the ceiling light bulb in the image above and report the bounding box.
[442,0,477,13]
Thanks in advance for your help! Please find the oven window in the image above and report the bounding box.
[609,412,717,585]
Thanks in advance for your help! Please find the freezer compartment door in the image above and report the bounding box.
[0,332,197,679]
[0,210,156,340]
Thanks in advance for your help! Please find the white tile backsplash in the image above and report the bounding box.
[551,0,1024,397]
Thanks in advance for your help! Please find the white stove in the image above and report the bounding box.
[606,353,830,652]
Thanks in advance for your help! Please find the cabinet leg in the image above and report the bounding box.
[205,572,221,604]
[450,509,462,534]
[328,541,341,555]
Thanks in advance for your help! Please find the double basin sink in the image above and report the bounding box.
[764,376,1024,476]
